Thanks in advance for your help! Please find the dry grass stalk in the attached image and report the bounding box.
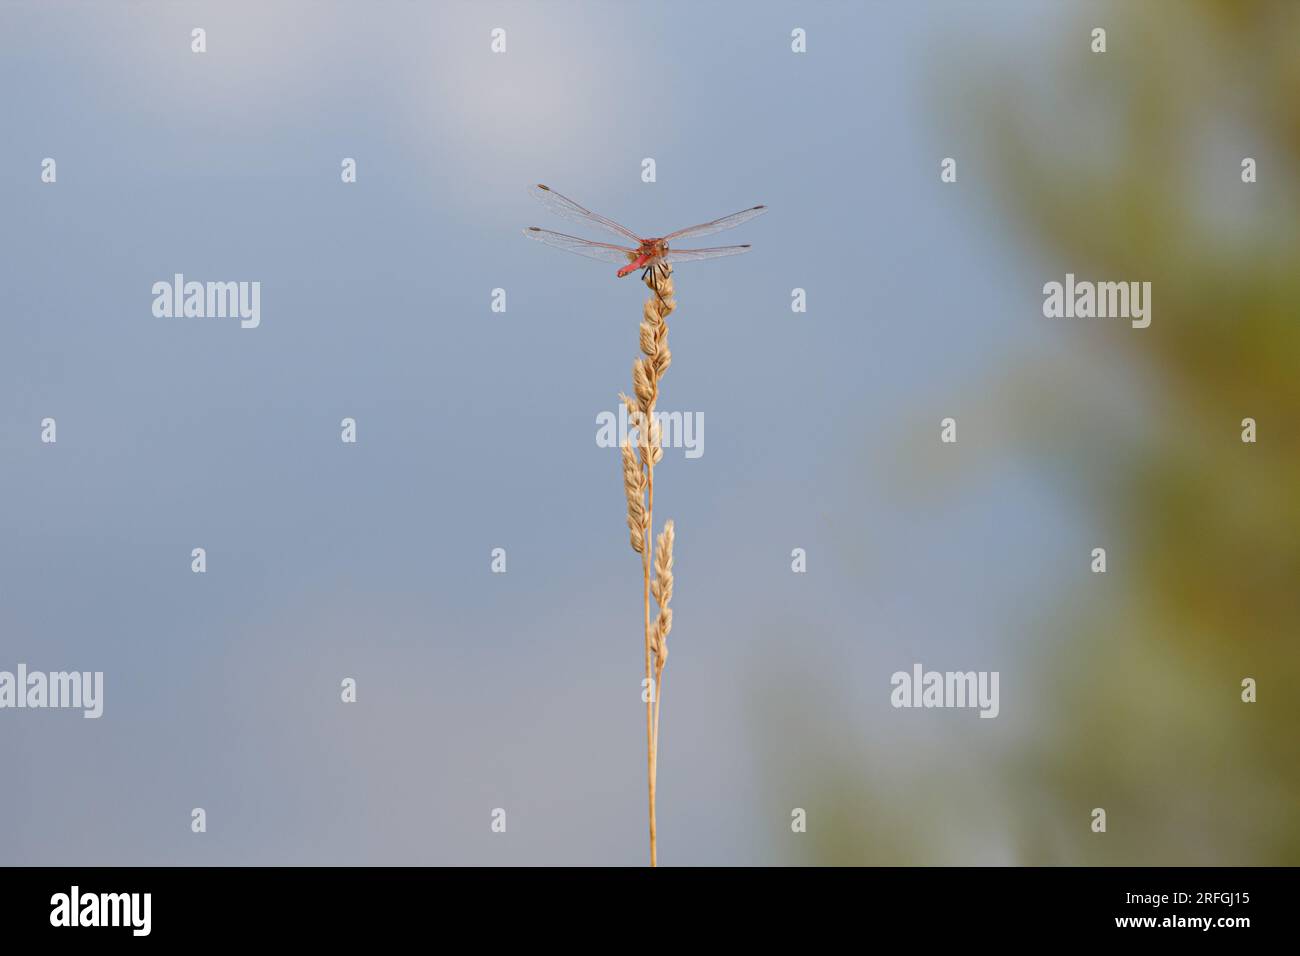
[620,440,644,552]
[650,520,674,773]
[618,263,676,867]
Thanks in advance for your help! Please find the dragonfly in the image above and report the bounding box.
[524,184,767,282]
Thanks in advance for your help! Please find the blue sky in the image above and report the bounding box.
[0,0,1089,864]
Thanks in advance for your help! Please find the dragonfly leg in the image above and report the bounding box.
[649,262,670,308]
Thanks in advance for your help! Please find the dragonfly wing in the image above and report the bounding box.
[529,184,643,244]
[523,227,637,264]
[662,205,767,242]
[663,244,754,263]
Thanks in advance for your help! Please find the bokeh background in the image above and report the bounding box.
[1,0,1295,865]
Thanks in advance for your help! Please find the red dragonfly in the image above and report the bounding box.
[524,184,767,281]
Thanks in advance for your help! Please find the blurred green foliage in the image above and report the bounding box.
[992,0,1299,866]
[768,0,1299,865]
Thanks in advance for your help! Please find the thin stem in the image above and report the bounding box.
[652,666,663,793]
[643,462,656,867]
